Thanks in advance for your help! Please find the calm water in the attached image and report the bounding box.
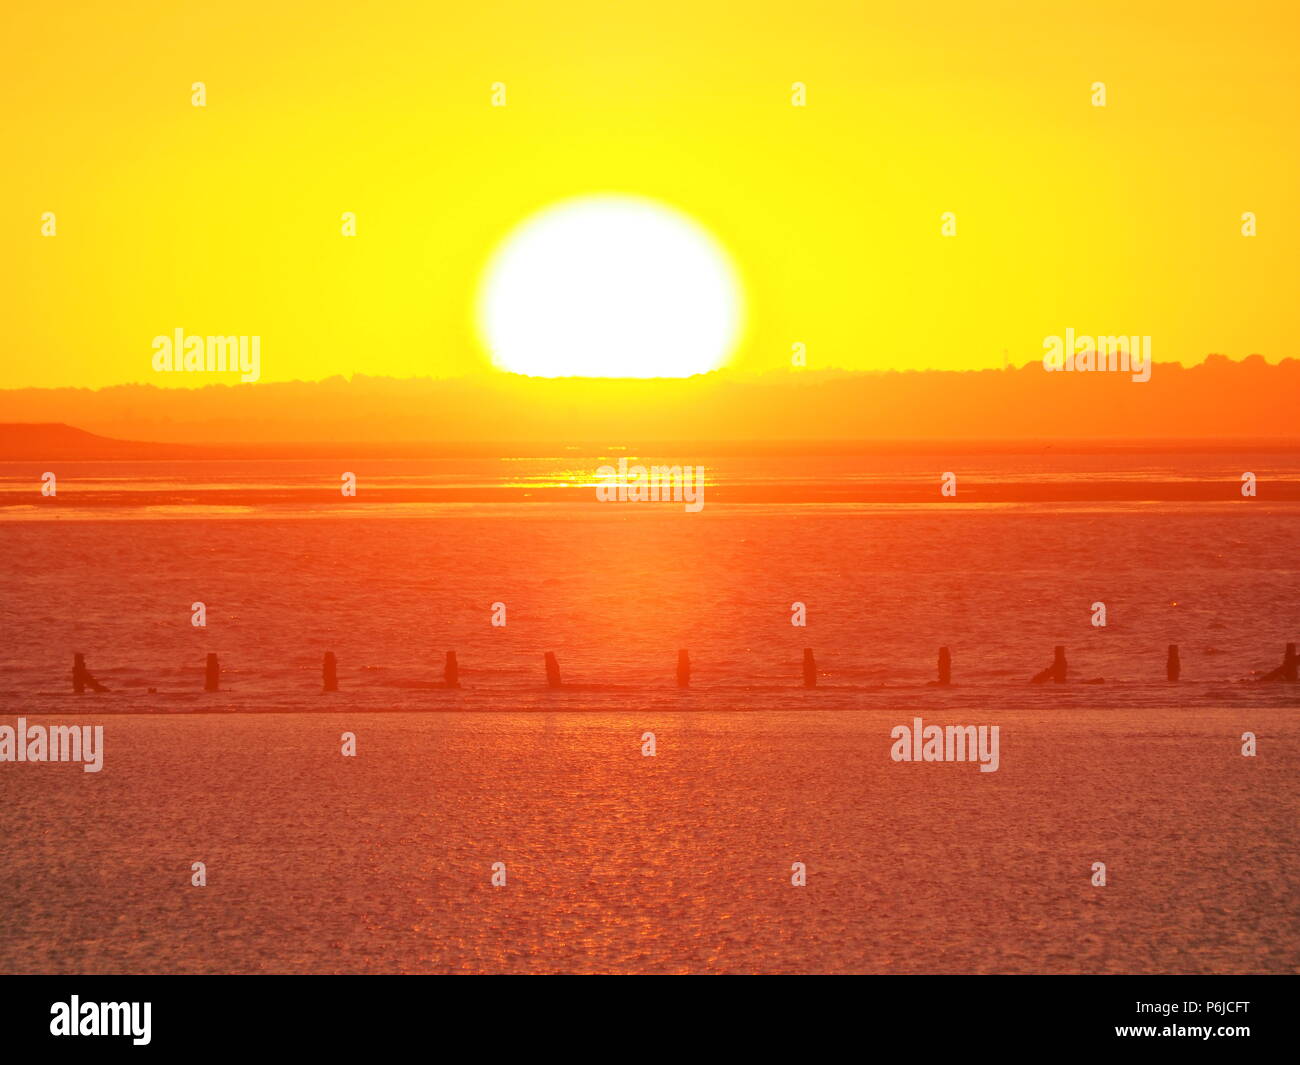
[0,453,1297,972]
[0,503,1298,710]
[1,709,1296,974]
[3,447,1300,507]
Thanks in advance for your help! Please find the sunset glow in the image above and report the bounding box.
[1,0,1297,1005]
[478,196,743,378]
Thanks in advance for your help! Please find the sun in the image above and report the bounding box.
[477,195,743,378]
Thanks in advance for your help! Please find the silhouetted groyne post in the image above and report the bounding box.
[1031,646,1067,684]
[938,646,952,686]
[802,648,817,688]
[676,649,691,687]
[1261,642,1298,682]
[544,652,562,688]
[1166,645,1180,682]
[204,653,220,693]
[322,652,338,693]
[72,653,108,694]
[444,651,460,688]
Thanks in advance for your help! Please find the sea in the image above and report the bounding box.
[0,448,1296,972]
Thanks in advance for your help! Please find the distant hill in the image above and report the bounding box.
[0,356,1295,447]
[0,423,193,460]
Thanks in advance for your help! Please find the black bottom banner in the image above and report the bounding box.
[0,974,1287,1054]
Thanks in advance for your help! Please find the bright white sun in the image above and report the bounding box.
[478,195,743,378]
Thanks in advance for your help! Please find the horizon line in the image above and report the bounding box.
[1,350,1295,393]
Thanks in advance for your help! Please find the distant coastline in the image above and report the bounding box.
[1,355,1297,446]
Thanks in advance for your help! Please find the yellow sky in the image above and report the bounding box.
[2,0,1297,387]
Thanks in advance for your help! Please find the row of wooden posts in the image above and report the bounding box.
[70,643,1300,693]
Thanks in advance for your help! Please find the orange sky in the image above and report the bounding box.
[2,1,1297,388]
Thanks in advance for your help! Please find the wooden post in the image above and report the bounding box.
[937,646,951,686]
[444,651,460,688]
[73,653,108,693]
[802,648,817,688]
[1261,643,1298,682]
[1166,645,1180,682]
[322,652,338,692]
[204,653,220,693]
[1031,646,1067,684]
[544,651,561,688]
[677,650,690,688]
